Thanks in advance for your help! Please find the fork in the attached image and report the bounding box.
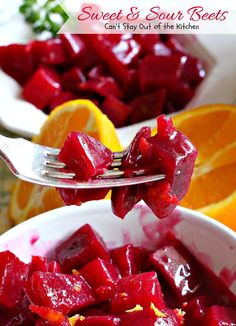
[0,135,165,189]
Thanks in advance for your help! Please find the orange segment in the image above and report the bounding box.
[9,100,122,224]
[171,104,236,231]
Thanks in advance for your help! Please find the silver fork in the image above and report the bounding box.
[0,135,165,188]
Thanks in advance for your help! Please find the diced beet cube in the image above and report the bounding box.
[0,294,36,325]
[111,272,165,313]
[26,272,95,315]
[183,295,209,325]
[111,186,140,219]
[0,44,34,84]
[31,39,68,65]
[55,224,109,273]
[135,35,171,56]
[168,84,195,111]
[75,315,120,325]
[48,260,62,273]
[58,131,113,180]
[30,305,68,324]
[165,37,186,55]
[0,251,29,308]
[62,67,86,92]
[29,256,48,276]
[102,97,132,128]
[79,77,123,99]
[61,34,86,59]
[49,91,77,111]
[205,306,236,325]
[22,66,61,109]
[57,188,109,206]
[123,70,140,100]
[130,89,167,124]
[139,55,185,93]
[80,258,120,301]
[120,307,181,326]
[85,34,141,84]
[111,245,145,277]
[88,65,107,79]
[36,319,70,326]
[181,56,206,87]
[141,115,197,217]
[150,245,200,302]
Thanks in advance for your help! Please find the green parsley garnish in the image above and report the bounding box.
[19,0,68,36]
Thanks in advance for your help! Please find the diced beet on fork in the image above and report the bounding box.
[23,66,61,109]
[149,245,200,303]
[75,315,121,325]
[111,272,165,313]
[139,55,186,93]
[205,306,236,325]
[120,307,182,326]
[57,188,110,206]
[80,258,120,301]
[55,224,110,273]
[0,44,34,84]
[58,131,113,180]
[102,97,132,128]
[111,186,140,219]
[111,244,145,277]
[0,251,29,309]
[26,272,95,315]
[31,39,68,65]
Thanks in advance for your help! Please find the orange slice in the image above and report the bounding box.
[172,104,236,231]
[9,100,122,224]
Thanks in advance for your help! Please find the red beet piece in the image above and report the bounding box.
[30,304,68,324]
[111,186,140,219]
[135,34,171,56]
[111,272,165,313]
[205,306,236,325]
[31,39,68,65]
[130,89,167,124]
[150,245,200,302]
[48,260,62,273]
[80,258,120,301]
[139,55,186,93]
[102,97,132,128]
[61,34,86,59]
[49,91,77,111]
[0,251,29,308]
[75,315,120,326]
[141,115,197,218]
[165,36,186,55]
[0,44,34,84]
[79,77,123,99]
[29,256,48,276]
[88,65,107,79]
[86,34,141,83]
[58,131,113,180]
[57,188,109,206]
[36,319,70,326]
[183,295,209,325]
[168,84,195,111]
[26,271,95,315]
[62,67,86,92]
[111,244,145,277]
[55,224,109,273]
[181,56,206,87]
[23,66,61,109]
[120,307,181,326]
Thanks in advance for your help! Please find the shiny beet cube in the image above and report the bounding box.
[205,306,236,325]
[0,44,34,84]
[111,272,165,313]
[57,188,109,206]
[139,55,185,93]
[58,131,113,180]
[111,186,140,219]
[80,258,120,301]
[61,34,86,59]
[79,77,123,99]
[111,244,145,277]
[0,251,29,308]
[120,307,181,326]
[55,224,109,273]
[150,245,200,302]
[31,39,68,65]
[26,272,95,315]
[29,256,48,276]
[75,315,120,325]
[30,304,67,324]
[22,66,61,109]
[102,97,132,128]
[49,91,77,111]
[62,67,86,92]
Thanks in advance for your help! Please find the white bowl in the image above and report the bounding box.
[0,201,235,296]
